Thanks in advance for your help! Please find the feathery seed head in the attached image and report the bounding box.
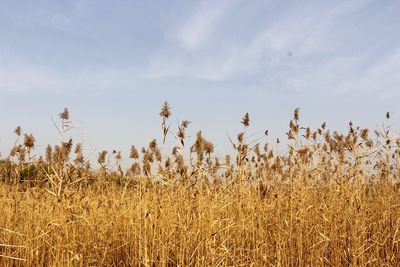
[241,112,250,127]
[159,102,171,119]
[59,107,70,120]
[98,150,107,164]
[294,108,300,121]
[14,126,22,136]
[24,134,35,149]
[237,132,245,143]
[130,145,139,159]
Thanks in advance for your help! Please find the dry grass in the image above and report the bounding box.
[1,105,400,266]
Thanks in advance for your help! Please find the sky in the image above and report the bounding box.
[1,0,400,163]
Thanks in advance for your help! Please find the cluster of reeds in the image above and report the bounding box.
[0,103,399,266]
[2,103,399,188]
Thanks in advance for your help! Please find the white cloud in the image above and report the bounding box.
[3,0,398,99]
[0,58,140,93]
[0,61,65,93]
[337,48,400,98]
[178,0,238,50]
[44,13,75,33]
[279,46,400,100]
[148,0,400,99]
[75,0,92,17]
[149,1,367,79]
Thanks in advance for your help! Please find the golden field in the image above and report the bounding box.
[1,104,400,266]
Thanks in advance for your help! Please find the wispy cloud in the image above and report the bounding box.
[148,0,400,97]
[0,61,64,93]
[2,0,399,99]
[44,13,75,33]
[336,48,400,99]
[178,0,239,50]
[75,0,92,17]
[0,57,140,93]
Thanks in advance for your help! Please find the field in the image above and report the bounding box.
[1,104,400,266]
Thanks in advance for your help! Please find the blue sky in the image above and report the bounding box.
[1,0,400,162]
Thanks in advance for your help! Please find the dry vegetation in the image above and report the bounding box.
[1,103,400,266]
